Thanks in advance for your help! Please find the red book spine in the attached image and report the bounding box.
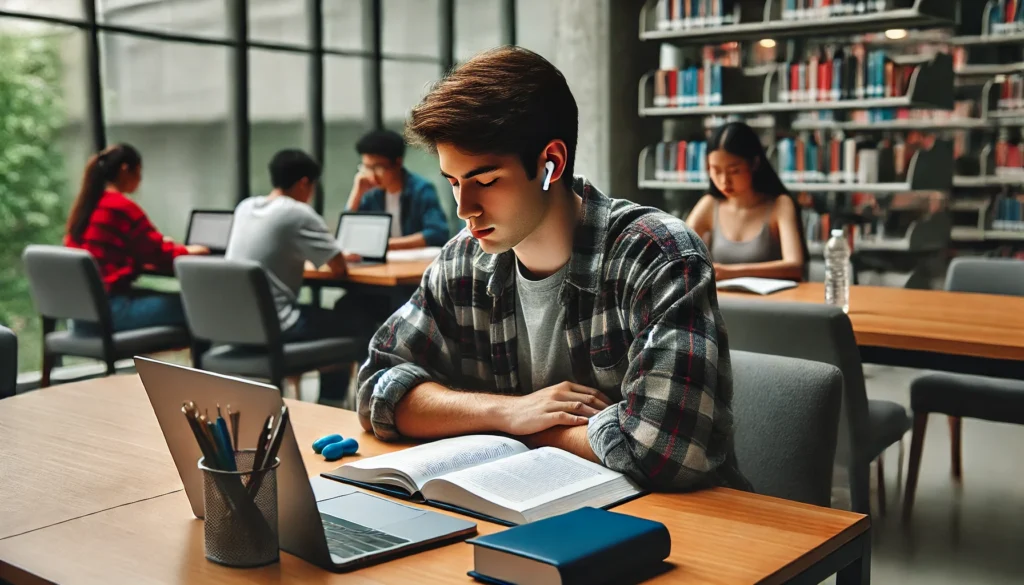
[666,69,678,106]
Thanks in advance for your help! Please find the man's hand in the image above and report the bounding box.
[502,382,612,436]
[347,170,378,210]
[185,245,210,255]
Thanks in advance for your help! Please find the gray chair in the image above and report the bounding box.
[720,297,911,516]
[903,257,1024,522]
[0,325,17,399]
[174,256,362,393]
[22,245,191,386]
[731,350,844,507]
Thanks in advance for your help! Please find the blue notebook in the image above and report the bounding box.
[467,507,671,585]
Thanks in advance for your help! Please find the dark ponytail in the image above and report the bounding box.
[66,143,142,242]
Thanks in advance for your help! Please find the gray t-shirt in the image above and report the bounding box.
[514,260,574,392]
[226,196,342,331]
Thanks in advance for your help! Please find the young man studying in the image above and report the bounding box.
[356,47,749,491]
[227,149,374,402]
[346,129,451,250]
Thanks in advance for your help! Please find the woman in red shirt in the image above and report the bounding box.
[64,143,208,333]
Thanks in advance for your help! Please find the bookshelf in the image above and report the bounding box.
[638,53,954,117]
[639,0,955,43]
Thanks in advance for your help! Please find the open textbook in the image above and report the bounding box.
[716,277,798,295]
[322,435,644,526]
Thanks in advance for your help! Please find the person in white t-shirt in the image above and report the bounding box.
[346,130,450,250]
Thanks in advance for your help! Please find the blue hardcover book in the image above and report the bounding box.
[467,507,671,585]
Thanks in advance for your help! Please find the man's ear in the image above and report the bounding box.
[751,156,760,171]
[538,140,569,185]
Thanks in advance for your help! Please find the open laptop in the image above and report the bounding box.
[336,212,392,265]
[135,357,476,571]
[185,209,234,255]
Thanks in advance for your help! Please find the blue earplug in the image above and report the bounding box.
[313,434,344,454]
[322,438,359,461]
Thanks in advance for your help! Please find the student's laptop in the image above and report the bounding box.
[185,209,234,255]
[135,357,476,571]
[336,212,392,265]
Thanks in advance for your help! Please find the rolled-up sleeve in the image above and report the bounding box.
[356,258,459,439]
[587,254,731,490]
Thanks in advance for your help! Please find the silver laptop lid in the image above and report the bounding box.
[336,212,391,262]
[186,210,234,251]
[135,358,332,567]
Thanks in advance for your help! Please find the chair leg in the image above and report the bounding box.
[287,375,303,400]
[949,416,963,482]
[876,453,887,517]
[41,351,55,388]
[897,437,905,494]
[903,413,929,524]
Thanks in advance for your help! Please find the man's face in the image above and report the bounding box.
[360,154,403,191]
[438,143,548,254]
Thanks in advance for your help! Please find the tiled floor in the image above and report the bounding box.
[865,365,1024,585]
[300,365,1024,584]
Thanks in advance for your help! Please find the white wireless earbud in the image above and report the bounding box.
[542,160,555,191]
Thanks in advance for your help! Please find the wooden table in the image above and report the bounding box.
[303,259,431,287]
[720,283,1024,377]
[0,377,870,585]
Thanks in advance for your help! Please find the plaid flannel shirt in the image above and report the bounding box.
[357,177,749,491]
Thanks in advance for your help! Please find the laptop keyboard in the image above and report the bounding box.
[320,513,410,559]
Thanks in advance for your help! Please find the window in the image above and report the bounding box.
[101,34,233,241]
[249,49,310,195]
[0,0,83,20]
[455,0,502,61]
[0,19,90,372]
[324,0,364,53]
[248,0,309,48]
[323,55,369,231]
[96,0,229,41]
[382,0,439,59]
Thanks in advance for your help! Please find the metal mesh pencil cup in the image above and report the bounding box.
[199,450,281,568]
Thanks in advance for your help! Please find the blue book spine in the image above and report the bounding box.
[712,64,722,105]
[698,141,708,183]
[676,67,685,107]
[778,139,791,183]
[654,143,666,180]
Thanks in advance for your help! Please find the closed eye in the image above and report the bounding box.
[477,178,498,187]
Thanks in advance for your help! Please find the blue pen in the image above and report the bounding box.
[211,409,236,472]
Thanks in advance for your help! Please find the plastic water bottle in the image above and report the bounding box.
[825,228,850,313]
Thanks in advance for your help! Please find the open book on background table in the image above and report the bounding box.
[716,277,798,295]
[386,247,442,262]
[321,435,644,526]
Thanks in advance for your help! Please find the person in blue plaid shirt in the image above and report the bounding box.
[356,46,749,491]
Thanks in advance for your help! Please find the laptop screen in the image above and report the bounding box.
[337,214,391,260]
[187,212,233,250]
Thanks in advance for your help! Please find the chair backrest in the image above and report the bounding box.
[22,245,111,326]
[0,325,17,399]
[718,298,870,462]
[174,256,281,346]
[731,350,843,507]
[945,257,1024,297]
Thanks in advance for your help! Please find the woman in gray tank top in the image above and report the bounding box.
[685,122,807,282]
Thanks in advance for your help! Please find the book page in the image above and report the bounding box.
[427,447,623,513]
[338,435,527,491]
[716,277,797,295]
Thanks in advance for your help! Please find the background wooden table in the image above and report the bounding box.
[720,283,1024,376]
[0,376,869,585]
[303,259,431,287]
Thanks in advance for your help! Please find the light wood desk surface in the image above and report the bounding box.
[720,283,1024,362]
[303,259,431,287]
[0,377,868,585]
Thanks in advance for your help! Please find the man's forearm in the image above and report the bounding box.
[389,233,428,250]
[394,381,511,438]
[523,425,600,463]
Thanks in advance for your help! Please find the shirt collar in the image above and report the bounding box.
[473,176,611,297]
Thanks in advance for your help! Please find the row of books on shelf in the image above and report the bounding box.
[652,140,710,183]
[776,48,915,103]
[655,0,734,30]
[651,46,918,109]
[782,0,887,20]
[986,0,1024,34]
[650,134,921,186]
[802,209,890,248]
[994,131,1024,170]
[777,135,917,184]
[992,195,1024,230]
[799,100,975,125]
[997,75,1024,112]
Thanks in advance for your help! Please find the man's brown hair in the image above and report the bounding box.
[407,46,578,181]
